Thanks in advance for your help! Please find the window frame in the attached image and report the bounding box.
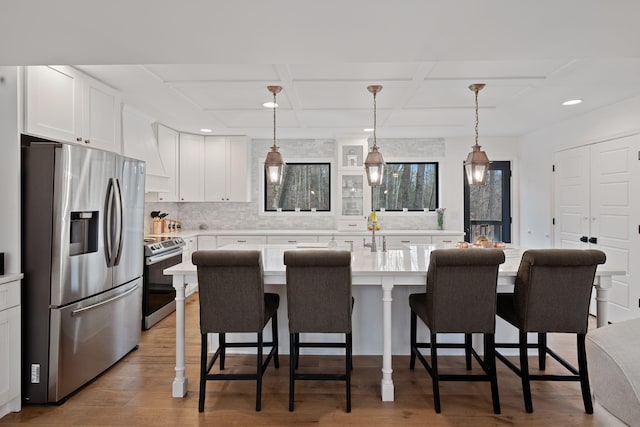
[371,161,440,212]
[263,161,332,213]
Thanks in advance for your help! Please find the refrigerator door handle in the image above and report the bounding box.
[70,283,138,317]
[112,178,124,266]
[105,178,115,266]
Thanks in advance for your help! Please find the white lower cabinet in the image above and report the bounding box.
[0,278,21,418]
[197,235,217,250]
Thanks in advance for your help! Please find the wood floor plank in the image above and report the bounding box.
[0,296,597,426]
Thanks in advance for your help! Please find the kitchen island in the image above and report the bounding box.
[164,244,622,402]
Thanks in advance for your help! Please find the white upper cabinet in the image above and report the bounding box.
[179,133,205,201]
[157,125,180,201]
[25,66,121,153]
[204,136,250,202]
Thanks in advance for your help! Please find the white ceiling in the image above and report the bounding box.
[3,0,640,139]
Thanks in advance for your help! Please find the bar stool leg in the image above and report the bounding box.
[219,333,226,370]
[410,310,417,369]
[519,331,533,413]
[465,333,472,370]
[485,333,501,414]
[577,334,593,414]
[430,333,441,413]
[538,333,547,370]
[289,333,295,411]
[256,332,263,411]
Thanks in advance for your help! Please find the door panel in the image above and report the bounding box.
[48,280,141,402]
[51,145,114,306]
[590,137,637,321]
[553,146,590,249]
[113,156,145,286]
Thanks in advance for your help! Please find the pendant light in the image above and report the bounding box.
[264,85,285,185]
[364,85,385,187]
[464,83,490,186]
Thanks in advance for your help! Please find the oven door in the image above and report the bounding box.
[142,249,183,329]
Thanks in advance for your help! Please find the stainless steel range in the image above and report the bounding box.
[143,236,185,329]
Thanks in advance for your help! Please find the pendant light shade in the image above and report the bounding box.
[265,85,284,185]
[365,85,385,187]
[464,83,490,186]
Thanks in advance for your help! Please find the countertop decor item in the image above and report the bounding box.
[464,83,490,186]
[264,85,285,185]
[436,208,445,230]
[364,85,385,187]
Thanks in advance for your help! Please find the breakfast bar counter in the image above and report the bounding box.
[164,244,623,402]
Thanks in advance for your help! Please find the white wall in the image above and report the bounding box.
[519,94,640,248]
[0,67,20,274]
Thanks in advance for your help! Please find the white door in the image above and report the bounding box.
[553,146,590,249]
[590,135,639,322]
[554,136,640,322]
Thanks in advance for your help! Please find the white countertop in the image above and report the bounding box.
[147,228,464,239]
[0,273,23,285]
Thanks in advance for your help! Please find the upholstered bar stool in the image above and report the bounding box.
[192,250,279,412]
[495,249,606,413]
[284,250,353,412]
[409,248,505,414]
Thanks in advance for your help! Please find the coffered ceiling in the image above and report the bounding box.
[3,0,640,139]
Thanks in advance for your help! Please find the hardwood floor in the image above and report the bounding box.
[1,296,597,426]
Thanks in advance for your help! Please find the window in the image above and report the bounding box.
[463,161,511,243]
[264,163,331,211]
[372,162,439,211]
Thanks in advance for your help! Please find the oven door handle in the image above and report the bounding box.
[146,249,184,266]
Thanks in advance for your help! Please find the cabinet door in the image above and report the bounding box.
[82,77,120,153]
[227,136,251,202]
[0,305,20,409]
[216,235,266,247]
[267,235,319,245]
[179,134,205,201]
[197,235,217,250]
[157,125,180,201]
[384,235,430,249]
[25,65,82,143]
[204,136,227,201]
[431,235,460,246]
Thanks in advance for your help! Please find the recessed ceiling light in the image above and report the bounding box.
[263,102,278,108]
[562,99,583,106]
[363,128,374,132]
[200,128,212,133]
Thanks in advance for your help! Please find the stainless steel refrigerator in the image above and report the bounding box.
[21,137,145,404]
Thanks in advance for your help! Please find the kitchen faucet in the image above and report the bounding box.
[363,223,377,252]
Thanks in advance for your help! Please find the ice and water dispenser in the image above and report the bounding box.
[69,211,98,256]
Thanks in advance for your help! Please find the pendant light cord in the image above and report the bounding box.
[273,91,277,148]
[474,88,479,146]
[373,91,378,148]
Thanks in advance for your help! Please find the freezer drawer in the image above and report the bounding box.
[47,280,142,402]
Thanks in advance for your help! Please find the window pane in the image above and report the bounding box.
[372,163,439,211]
[265,163,331,211]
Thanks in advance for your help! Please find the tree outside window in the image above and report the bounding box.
[372,162,439,211]
[265,163,331,211]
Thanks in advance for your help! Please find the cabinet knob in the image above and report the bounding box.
[84,139,90,144]
[76,137,83,142]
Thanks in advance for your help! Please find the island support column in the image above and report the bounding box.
[594,275,612,328]
[381,276,394,401]
[172,274,188,397]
